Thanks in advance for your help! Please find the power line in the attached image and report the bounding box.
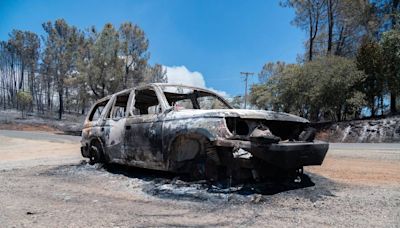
[240,72,255,109]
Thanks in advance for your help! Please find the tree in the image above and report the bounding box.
[381,29,400,114]
[42,19,81,119]
[249,84,273,110]
[23,32,40,111]
[331,0,372,57]
[5,30,40,112]
[251,64,304,114]
[40,42,55,112]
[356,38,385,116]
[119,22,149,88]
[282,0,325,61]
[8,30,26,91]
[303,56,366,121]
[146,64,167,83]
[230,95,244,109]
[250,56,366,121]
[76,26,97,112]
[258,61,287,83]
[283,0,382,59]
[1,19,160,117]
[86,23,123,98]
[16,91,32,118]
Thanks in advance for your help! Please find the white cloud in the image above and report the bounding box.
[163,65,230,98]
[208,88,230,99]
[163,65,206,88]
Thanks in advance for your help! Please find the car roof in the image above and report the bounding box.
[94,83,230,106]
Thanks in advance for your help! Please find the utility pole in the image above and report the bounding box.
[240,72,254,109]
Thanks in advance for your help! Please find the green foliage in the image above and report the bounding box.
[88,23,123,98]
[0,19,168,117]
[119,22,150,87]
[282,0,386,59]
[258,61,286,83]
[381,29,400,113]
[230,96,244,109]
[42,19,81,119]
[145,64,167,83]
[78,22,159,99]
[7,30,40,97]
[356,38,385,116]
[250,56,366,121]
[17,91,33,118]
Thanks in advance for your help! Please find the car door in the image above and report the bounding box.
[124,87,165,170]
[100,92,130,161]
[83,97,113,146]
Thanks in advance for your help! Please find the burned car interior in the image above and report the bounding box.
[81,83,328,183]
[162,87,230,110]
[133,88,161,115]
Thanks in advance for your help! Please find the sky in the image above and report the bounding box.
[0,0,304,97]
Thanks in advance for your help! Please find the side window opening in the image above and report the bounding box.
[88,100,109,121]
[132,88,161,116]
[110,93,130,119]
[172,98,194,110]
[197,95,229,110]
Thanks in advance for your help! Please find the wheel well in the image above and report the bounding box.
[89,137,105,157]
[169,133,209,163]
[90,137,103,148]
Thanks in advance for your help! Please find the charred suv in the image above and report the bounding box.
[81,83,328,182]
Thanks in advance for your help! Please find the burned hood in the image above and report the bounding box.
[165,109,309,123]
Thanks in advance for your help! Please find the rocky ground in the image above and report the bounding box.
[315,116,400,143]
[0,130,399,227]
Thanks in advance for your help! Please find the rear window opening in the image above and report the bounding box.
[133,89,161,115]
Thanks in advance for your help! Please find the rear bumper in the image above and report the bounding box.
[214,139,329,170]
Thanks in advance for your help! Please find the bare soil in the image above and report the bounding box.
[0,123,60,132]
[0,130,399,227]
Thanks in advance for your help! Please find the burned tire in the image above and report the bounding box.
[89,140,105,165]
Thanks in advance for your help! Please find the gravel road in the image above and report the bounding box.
[0,130,399,227]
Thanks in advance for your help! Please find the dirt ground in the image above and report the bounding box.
[0,130,399,227]
[0,123,60,133]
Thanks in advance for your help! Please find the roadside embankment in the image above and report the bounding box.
[0,110,83,135]
[314,116,400,143]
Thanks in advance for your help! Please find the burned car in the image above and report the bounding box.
[81,83,328,182]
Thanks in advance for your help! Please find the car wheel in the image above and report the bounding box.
[89,140,104,165]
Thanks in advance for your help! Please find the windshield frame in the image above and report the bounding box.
[157,84,233,110]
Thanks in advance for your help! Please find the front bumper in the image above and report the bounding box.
[81,143,90,158]
[214,139,329,170]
